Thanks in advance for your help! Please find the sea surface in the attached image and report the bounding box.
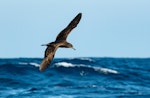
[0,57,150,98]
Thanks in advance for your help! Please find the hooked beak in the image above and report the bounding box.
[41,44,47,46]
[72,47,76,50]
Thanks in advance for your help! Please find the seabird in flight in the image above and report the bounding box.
[39,13,82,71]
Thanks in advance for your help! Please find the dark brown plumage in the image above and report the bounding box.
[39,13,82,71]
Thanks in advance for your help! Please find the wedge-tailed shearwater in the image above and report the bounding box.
[39,13,82,71]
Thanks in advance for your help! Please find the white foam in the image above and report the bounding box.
[78,57,93,62]
[55,62,75,67]
[19,62,40,67]
[77,64,118,74]
[55,62,118,74]
[29,62,40,67]
[94,67,118,74]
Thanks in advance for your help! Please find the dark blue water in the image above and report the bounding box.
[0,57,150,98]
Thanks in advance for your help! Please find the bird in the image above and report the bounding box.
[39,13,82,71]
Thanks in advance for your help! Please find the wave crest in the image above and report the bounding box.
[55,62,75,67]
[19,62,40,67]
[29,63,40,67]
[55,62,118,74]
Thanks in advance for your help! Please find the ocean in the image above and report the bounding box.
[0,57,150,98]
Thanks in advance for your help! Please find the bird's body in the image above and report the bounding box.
[39,13,82,71]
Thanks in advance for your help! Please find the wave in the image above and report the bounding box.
[72,57,94,62]
[55,62,119,74]
[29,63,40,67]
[19,62,40,67]
[55,62,75,67]
[0,59,118,77]
[0,58,150,98]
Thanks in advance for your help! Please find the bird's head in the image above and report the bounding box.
[64,42,76,50]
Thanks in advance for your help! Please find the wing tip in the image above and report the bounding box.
[39,60,48,72]
[77,13,82,20]
[78,13,82,17]
[39,66,44,72]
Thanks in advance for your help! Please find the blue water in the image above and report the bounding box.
[0,57,150,98]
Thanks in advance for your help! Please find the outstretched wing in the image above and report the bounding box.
[39,46,56,71]
[56,13,82,41]
[44,44,55,58]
